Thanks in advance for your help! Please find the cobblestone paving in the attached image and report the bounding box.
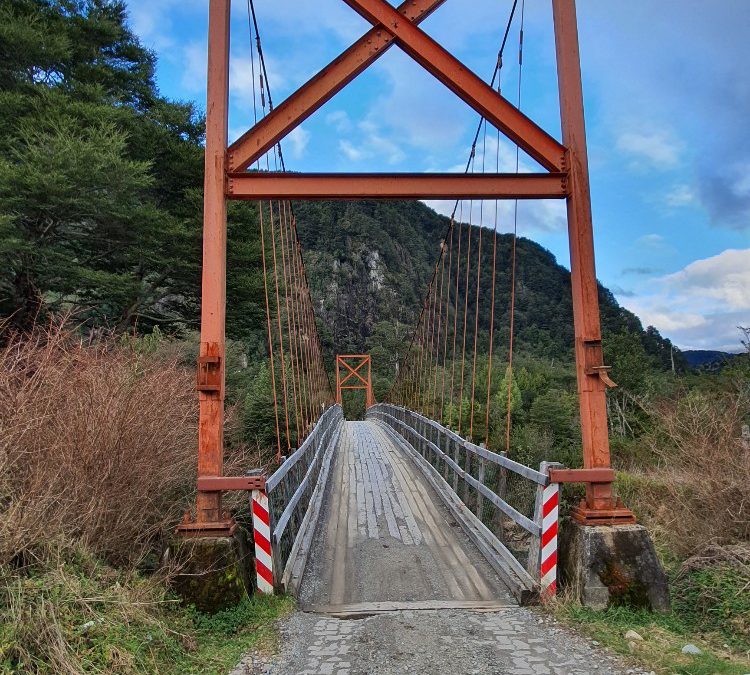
[234,607,647,675]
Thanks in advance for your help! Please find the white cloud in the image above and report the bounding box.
[229,53,286,109]
[180,40,207,96]
[636,233,666,249]
[337,121,406,165]
[621,248,750,351]
[615,130,682,169]
[339,139,365,162]
[662,249,750,311]
[326,110,353,133]
[286,127,310,160]
[664,184,697,208]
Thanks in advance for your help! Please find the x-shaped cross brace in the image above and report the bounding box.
[228,0,565,176]
[339,357,370,387]
[336,355,374,407]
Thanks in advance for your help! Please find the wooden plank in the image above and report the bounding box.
[366,431,402,540]
[307,599,514,617]
[359,429,380,539]
[386,445,492,600]
[330,428,351,605]
[384,442,467,599]
[373,426,423,545]
[346,435,359,544]
[374,420,538,604]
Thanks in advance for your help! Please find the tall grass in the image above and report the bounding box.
[631,385,750,557]
[0,320,269,672]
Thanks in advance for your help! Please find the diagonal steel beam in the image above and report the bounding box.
[340,0,566,172]
[227,0,446,172]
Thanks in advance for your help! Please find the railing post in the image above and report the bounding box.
[528,461,563,597]
[496,455,508,543]
[463,441,471,505]
[476,449,486,521]
[452,437,460,493]
[252,487,275,594]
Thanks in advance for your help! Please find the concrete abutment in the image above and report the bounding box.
[559,521,670,611]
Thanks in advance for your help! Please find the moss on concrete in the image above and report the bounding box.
[171,533,253,613]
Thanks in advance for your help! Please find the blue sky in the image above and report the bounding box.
[125,0,750,352]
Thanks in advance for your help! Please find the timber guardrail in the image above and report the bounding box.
[367,403,561,602]
[261,403,344,593]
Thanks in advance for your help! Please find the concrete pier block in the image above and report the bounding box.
[559,521,669,611]
[170,528,254,613]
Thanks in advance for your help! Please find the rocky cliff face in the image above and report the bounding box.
[293,199,678,371]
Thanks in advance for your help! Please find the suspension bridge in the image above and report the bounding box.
[178,0,665,635]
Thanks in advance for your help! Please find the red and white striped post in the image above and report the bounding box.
[539,479,560,596]
[251,489,274,594]
[528,461,562,599]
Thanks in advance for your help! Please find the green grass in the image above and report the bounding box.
[0,547,294,674]
[554,589,750,675]
[178,594,295,674]
[552,544,750,675]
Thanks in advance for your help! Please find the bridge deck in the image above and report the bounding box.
[299,420,514,611]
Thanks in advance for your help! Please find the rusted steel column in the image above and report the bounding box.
[195,0,230,528]
[336,357,342,404]
[552,0,634,524]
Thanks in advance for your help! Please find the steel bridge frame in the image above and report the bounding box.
[182,0,635,536]
[336,355,374,409]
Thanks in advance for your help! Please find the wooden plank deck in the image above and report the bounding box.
[299,421,514,610]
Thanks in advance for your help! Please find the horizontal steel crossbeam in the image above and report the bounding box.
[227,172,568,200]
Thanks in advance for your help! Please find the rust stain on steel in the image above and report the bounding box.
[197,475,267,491]
[552,0,633,522]
[548,468,615,484]
[191,0,231,532]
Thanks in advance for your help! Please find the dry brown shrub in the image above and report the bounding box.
[0,319,204,567]
[638,386,750,556]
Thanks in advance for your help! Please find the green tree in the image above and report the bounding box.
[0,0,205,330]
[529,388,579,447]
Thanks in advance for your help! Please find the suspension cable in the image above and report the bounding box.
[246,0,333,462]
[505,0,525,453]
[390,0,522,409]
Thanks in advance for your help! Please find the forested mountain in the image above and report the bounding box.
[294,200,681,375]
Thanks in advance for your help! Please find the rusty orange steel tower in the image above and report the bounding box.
[183,0,634,535]
[336,355,374,409]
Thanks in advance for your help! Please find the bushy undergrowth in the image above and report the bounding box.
[0,321,198,567]
[609,379,749,558]
[0,545,293,674]
[0,321,270,672]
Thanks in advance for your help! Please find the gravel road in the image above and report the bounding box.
[232,606,648,675]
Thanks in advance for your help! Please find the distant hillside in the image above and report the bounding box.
[684,349,744,372]
[684,350,732,367]
[294,200,682,373]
